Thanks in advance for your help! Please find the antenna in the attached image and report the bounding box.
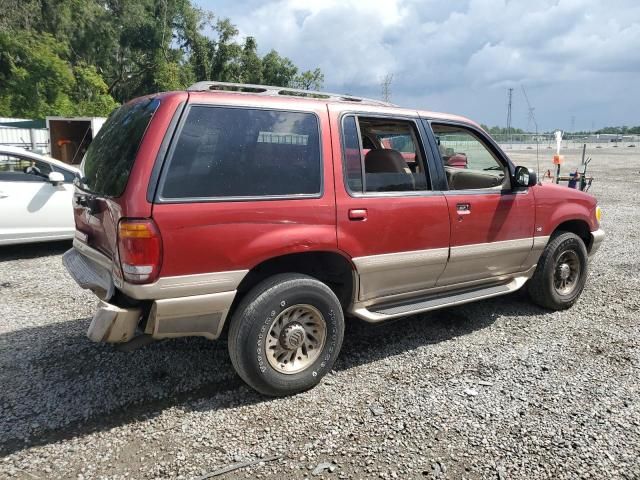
[506,88,513,149]
[521,85,540,180]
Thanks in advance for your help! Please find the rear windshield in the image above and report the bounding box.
[81,97,160,196]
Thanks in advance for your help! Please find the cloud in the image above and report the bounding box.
[195,0,640,129]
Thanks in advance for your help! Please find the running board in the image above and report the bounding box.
[351,275,529,323]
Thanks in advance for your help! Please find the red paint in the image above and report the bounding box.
[73,89,599,285]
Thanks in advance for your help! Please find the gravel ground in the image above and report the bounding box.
[1,146,639,479]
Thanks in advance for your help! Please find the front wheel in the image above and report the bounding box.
[227,273,345,396]
[527,231,588,310]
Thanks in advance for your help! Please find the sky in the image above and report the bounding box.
[194,0,640,131]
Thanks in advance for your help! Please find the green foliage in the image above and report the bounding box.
[262,50,299,87]
[596,126,640,135]
[0,0,324,119]
[72,63,119,116]
[0,32,76,118]
[292,68,325,91]
[482,125,526,135]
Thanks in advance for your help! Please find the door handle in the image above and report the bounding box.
[456,203,471,215]
[348,208,367,221]
[0,192,8,199]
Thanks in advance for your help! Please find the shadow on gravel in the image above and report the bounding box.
[0,290,547,456]
[0,240,72,262]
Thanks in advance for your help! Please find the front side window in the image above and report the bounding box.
[0,154,74,183]
[161,106,321,199]
[341,116,429,193]
[432,124,508,190]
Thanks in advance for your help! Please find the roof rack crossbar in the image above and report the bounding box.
[186,81,394,106]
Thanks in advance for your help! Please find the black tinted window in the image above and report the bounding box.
[161,106,321,199]
[82,98,159,196]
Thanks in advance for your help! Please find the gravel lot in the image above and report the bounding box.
[1,146,639,479]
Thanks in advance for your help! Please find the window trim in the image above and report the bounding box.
[155,104,324,204]
[339,112,438,199]
[426,119,518,195]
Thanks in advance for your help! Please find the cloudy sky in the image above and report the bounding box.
[194,0,640,131]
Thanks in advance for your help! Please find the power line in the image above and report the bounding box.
[506,88,513,149]
[381,74,393,102]
[521,85,540,180]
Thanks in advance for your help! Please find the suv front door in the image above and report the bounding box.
[331,108,451,304]
[427,121,535,286]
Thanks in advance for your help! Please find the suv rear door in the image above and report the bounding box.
[330,106,451,303]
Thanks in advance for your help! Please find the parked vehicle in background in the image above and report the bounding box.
[63,82,604,396]
[0,146,80,245]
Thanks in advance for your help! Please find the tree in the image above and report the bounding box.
[292,68,324,91]
[261,50,298,87]
[0,0,324,117]
[0,32,76,118]
[241,36,262,84]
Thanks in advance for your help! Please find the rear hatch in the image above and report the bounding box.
[73,97,160,261]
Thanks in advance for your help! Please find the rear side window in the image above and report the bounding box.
[82,98,160,196]
[160,106,321,200]
[341,115,430,193]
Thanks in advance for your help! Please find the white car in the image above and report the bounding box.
[0,146,80,245]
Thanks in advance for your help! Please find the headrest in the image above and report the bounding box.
[364,149,409,173]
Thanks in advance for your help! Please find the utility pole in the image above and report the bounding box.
[506,88,513,149]
[381,74,393,102]
[521,85,540,179]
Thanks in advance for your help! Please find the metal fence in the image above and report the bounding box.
[490,133,639,149]
[0,121,50,154]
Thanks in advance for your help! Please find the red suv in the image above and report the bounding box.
[64,82,604,396]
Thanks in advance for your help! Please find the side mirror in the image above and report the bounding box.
[514,166,537,188]
[48,171,65,185]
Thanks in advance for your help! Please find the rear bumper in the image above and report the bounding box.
[589,228,605,258]
[63,241,246,343]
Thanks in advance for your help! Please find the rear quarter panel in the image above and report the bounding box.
[151,94,338,277]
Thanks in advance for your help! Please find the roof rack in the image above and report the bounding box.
[187,81,395,107]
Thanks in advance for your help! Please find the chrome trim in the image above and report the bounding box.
[437,237,533,286]
[352,266,529,309]
[351,266,535,322]
[156,104,324,203]
[73,237,112,271]
[87,301,141,343]
[71,238,248,300]
[449,237,532,260]
[589,228,605,258]
[352,247,449,301]
[522,235,550,269]
[122,270,248,300]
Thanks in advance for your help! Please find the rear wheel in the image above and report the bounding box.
[228,273,344,396]
[528,231,588,310]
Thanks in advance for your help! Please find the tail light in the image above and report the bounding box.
[117,219,162,284]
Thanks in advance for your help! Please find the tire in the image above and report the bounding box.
[227,273,345,396]
[527,231,588,310]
